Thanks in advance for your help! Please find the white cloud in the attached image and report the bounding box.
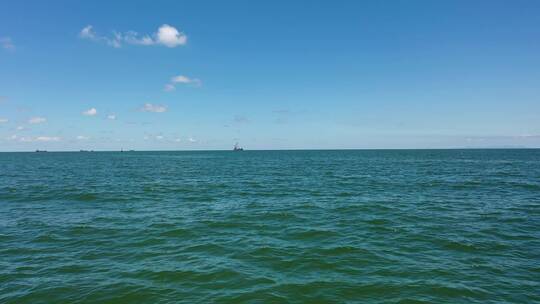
[156,24,187,47]
[174,138,181,142]
[1,37,15,50]
[141,103,167,113]
[165,74,202,91]
[80,26,96,39]
[0,118,8,123]
[115,31,153,46]
[76,135,89,140]
[188,137,196,143]
[79,24,187,48]
[164,84,176,92]
[80,25,120,48]
[16,125,25,130]
[28,117,46,124]
[107,114,116,120]
[143,134,168,140]
[36,136,60,142]
[8,135,60,142]
[171,75,191,83]
[83,108,97,116]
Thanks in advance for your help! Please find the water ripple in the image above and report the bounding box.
[1,150,539,303]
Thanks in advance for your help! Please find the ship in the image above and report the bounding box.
[233,143,244,151]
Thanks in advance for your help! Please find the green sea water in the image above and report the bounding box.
[0,149,539,303]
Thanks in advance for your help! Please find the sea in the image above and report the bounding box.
[0,149,539,303]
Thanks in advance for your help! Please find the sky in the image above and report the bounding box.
[1,0,539,151]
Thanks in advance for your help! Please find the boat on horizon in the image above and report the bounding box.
[233,143,244,151]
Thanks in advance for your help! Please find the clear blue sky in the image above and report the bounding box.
[1,0,539,151]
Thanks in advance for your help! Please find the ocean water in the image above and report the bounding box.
[0,149,539,303]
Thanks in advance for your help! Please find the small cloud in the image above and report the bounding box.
[79,24,187,48]
[28,117,46,124]
[115,31,153,46]
[516,134,540,138]
[172,75,202,86]
[171,75,190,83]
[165,75,202,91]
[79,25,121,48]
[233,115,250,123]
[8,135,60,142]
[141,103,167,113]
[0,37,15,51]
[16,125,25,130]
[80,26,96,39]
[108,39,121,48]
[76,135,89,140]
[19,136,34,142]
[142,134,166,140]
[107,114,116,120]
[156,24,187,47]
[0,118,8,123]
[174,138,181,142]
[83,108,97,116]
[126,121,152,126]
[188,137,196,143]
[164,84,175,92]
[36,136,60,142]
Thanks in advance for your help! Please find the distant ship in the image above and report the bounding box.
[233,143,244,151]
[35,150,47,153]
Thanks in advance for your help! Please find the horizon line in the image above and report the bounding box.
[1,147,539,153]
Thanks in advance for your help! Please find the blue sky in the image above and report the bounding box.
[1,0,539,151]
